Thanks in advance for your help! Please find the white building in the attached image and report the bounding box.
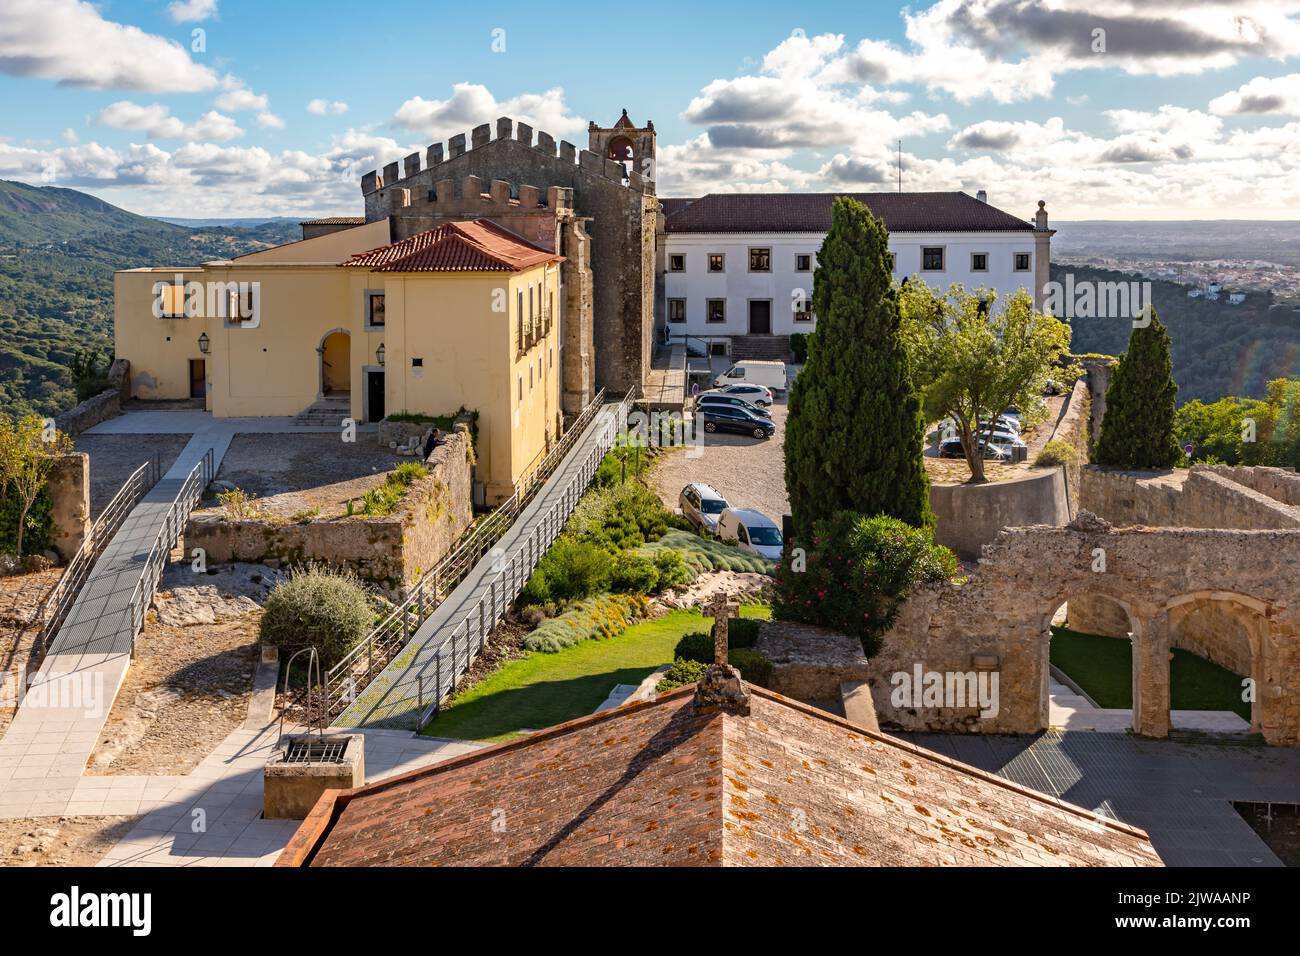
[1229,292,1247,305]
[659,191,1053,356]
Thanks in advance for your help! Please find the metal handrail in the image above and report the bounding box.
[125,449,214,655]
[30,458,161,661]
[321,387,634,722]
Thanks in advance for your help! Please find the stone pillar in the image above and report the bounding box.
[1132,612,1171,738]
[561,217,594,418]
[47,453,90,561]
[1033,201,1055,313]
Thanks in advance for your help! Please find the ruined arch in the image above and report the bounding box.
[1039,590,1143,731]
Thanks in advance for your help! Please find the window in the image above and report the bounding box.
[668,298,686,323]
[366,292,386,329]
[518,376,523,402]
[795,254,812,272]
[922,247,944,271]
[516,290,524,352]
[157,282,186,318]
[706,299,726,323]
[737,525,750,545]
[1014,252,1031,271]
[411,357,423,368]
[794,308,813,323]
[971,252,988,272]
[708,254,725,273]
[669,254,685,272]
[748,247,771,272]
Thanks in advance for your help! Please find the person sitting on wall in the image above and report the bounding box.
[423,427,445,458]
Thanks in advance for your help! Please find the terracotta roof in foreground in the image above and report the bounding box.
[278,683,1162,868]
[341,219,562,272]
[664,191,1036,234]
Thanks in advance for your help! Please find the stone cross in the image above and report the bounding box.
[707,594,739,665]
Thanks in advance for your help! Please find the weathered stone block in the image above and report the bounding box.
[496,116,513,140]
[264,734,364,820]
[427,143,444,167]
[754,622,870,703]
[471,123,490,149]
[448,133,466,158]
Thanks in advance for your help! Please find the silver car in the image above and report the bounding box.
[678,482,729,536]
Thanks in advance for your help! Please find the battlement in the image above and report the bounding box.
[360,116,654,200]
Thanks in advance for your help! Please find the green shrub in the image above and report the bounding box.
[636,530,774,575]
[728,648,772,687]
[656,657,707,692]
[1034,439,1078,467]
[522,593,649,652]
[259,565,373,668]
[773,511,957,658]
[0,484,52,557]
[652,549,692,590]
[609,552,660,595]
[567,481,673,552]
[789,331,811,364]
[673,630,714,664]
[520,535,613,605]
[727,617,761,648]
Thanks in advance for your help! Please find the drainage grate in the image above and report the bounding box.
[283,738,349,764]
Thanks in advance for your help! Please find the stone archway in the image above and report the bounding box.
[1039,591,1144,732]
[1165,591,1272,735]
[318,328,351,397]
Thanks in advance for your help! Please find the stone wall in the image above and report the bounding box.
[1079,465,1300,530]
[1200,464,1300,508]
[46,453,90,561]
[53,359,130,438]
[870,515,1300,745]
[929,468,1069,561]
[1080,356,1115,451]
[361,117,655,395]
[185,432,473,592]
[1048,377,1091,511]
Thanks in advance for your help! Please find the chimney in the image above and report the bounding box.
[976,189,988,203]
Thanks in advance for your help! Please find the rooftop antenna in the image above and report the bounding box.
[897,140,902,192]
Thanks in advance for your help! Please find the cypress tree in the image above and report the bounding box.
[784,197,930,540]
[1095,307,1181,468]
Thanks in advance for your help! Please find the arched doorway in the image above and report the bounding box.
[1041,593,1139,733]
[1166,592,1268,735]
[319,329,351,397]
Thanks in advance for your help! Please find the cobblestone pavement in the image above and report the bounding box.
[650,402,790,525]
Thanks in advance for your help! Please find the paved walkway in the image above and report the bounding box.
[94,723,482,867]
[1048,677,1251,734]
[900,729,1300,866]
[336,400,623,729]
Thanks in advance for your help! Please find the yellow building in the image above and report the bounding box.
[114,219,564,502]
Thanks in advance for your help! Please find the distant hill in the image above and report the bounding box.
[0,180,305,419]
[1055,220,1300,268]
[1057,263,1300,403]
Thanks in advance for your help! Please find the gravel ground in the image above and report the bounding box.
[74,434,191,518]
[0,816,136,866]
[85,592,260,777]
[650,402,790,523]
[0,568,61,738]
[196,433,406,519]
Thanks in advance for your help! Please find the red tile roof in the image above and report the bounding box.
[664,192,1035,234]
[278,683,1162,868]
[342,220,562,273]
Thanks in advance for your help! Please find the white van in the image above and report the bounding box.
[715,508,784,561]
[713,359,787,394]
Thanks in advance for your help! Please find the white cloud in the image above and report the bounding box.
[307,99,349,116]
[167,0,218,23]
[257,112,285,129]
[391,83,585,141]
[0,0,217,92]
[1210,74,1300,116]
[61,128,78,144]
[214,81,269,112]
[92,100,243,141]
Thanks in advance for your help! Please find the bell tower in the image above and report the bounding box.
[588,109,656,183]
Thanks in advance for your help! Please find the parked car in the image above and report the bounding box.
[716,508,784,561]
[713,359,787,393]
[707,383,773,406]
[696,392,772,418]
[679,483,729,536]
[938,438,1009,461]
[699,404,777,439]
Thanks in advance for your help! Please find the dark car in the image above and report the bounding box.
[696,393,772,418]
[700,404,776,439]
[938,438,1008,461]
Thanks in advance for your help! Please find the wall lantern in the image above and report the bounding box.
[197,332,210,354]
[376,343,386,366]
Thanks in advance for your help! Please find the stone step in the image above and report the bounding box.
[729,334,793,362]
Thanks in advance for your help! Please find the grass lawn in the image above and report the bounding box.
[421,603,771,742]
[1050,627,1250,720]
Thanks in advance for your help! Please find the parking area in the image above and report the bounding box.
[650,401,790,526]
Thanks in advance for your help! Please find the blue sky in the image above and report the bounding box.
[2,0,1300,219]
